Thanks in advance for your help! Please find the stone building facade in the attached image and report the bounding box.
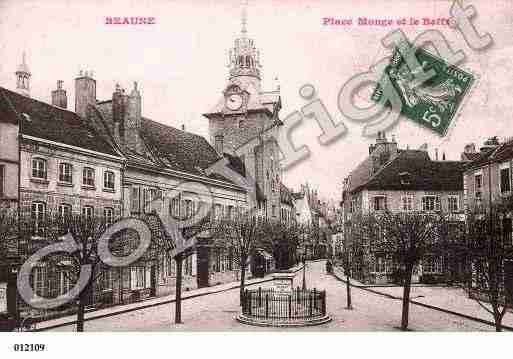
[341,132,465,284]
[462,137,513,237]
[0,63,126,315]
[203,13,285,222]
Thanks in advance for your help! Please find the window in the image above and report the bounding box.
[227,205,234,219]
[131,186,140,214]
[423,256,443,274]
[100,270,112,291]
[448,196,459,212]
[60,270,72,296]
[33,266,46,297]
[165,255,175,277]
[503,218,512,245]
[104,207,114,225]
[349,199,356,213]
[131,267,145,289]
[58,204,72,220]
[171,197,180,217]
[214,204,222,220]
[32,158,47,179]
[213,249,220,272]
[83,167,95,187]
[82,206,94,220]
[272,205,276,217]
[374,256,387,273]
[103,171,115,190]
[184,256,193,276]
[422,196,440,211]
[32,202,46,236]
[185,200,193,219]
[373,196,387,211]
[401,196,413,211]
[475,174,482,200]
[0,165,5,197]
[500,166,511,194]
[59,163,73,183]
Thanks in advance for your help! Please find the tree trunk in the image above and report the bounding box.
[76,297,85,332]
[239,261,246,306]
[346,270,353,310]
[495,316,503,332]
[401,263,414,331]
[175,255,183,324]
[493,308,503,332]
[76,280,91,332]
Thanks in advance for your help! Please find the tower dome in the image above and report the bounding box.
[227,1,261,84]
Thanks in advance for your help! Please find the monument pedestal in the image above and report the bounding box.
[272,271,296,295]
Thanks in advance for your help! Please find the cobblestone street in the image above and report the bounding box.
[47,261,505,332]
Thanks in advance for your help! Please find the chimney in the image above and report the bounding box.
[370,131,398,172]
[435,148,439,161]
[464,143,476,154]
[442,152,446,161]
[75,69,96,118]
[125,81,142,152]
[480,136,500,154]
[215,134,224,154]
[51,80,67,109]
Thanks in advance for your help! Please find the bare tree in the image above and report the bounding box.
[462,198,513,331]
[212,212,261,305]
[259,220,302,270]
[0,208,18,260]
[33,213,108,332]
[363,211,445,330]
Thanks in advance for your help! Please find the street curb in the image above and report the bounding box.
[330,270,513,331]
[33,277,273,332]
[34,264,305,332]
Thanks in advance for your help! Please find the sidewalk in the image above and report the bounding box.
[332,265,513,330]
[36,264,304,331]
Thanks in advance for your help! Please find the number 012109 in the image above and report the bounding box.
[13,344,46,352]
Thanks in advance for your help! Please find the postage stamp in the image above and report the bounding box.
[371,43,474,136]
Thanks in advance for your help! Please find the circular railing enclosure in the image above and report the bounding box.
[237,287,332,327]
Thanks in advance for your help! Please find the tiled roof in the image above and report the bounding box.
[0,87,119,157]
[140,117,221,175]
[93,102,249,187]
[354,150,464,192]
[464,140,513,171]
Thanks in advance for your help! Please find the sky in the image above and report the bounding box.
[1,0,512,200]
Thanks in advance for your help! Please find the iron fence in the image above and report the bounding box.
[241,287,326,321]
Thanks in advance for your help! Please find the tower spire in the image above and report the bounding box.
[15,51,31,97]
[228,0,261,83]
[241,0,248,36]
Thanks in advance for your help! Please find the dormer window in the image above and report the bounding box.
[399,172,411,185]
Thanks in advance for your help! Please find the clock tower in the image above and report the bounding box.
[203,1,284,218]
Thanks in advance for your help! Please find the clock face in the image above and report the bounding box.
[226,94,243,110]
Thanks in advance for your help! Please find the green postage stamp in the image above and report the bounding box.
[372,44,474,136]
